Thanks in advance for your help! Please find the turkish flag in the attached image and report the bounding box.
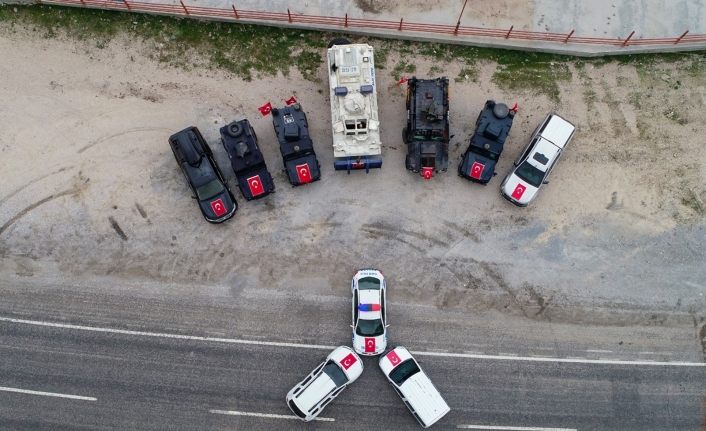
[364,338,376,353]
[470,161,485,180]
[511,183,527,200]
[339,353,357,370]
[386,350,401,367]
[246,175,265,197]
[397,76,408,85]
[258,102,272,116]
[210,198,227,217]
[296,163,312,184]
[421,167,433,180]
[285,96,297,105]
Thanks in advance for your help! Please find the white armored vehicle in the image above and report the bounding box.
[326,38,382,172]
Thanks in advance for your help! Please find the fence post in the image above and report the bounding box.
[454,0,468,36]
[564,29,574,43]
[399,17,403,31]
[287,8,292,23]
[621,30,635,46]
[674,30,689,44]
[505,25,514,39]
[123,0,131,10]
[344,13,348,27]
[180,0,189,15]
[232,4,239,19]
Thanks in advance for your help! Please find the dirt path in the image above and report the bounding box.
[0,26,704,326]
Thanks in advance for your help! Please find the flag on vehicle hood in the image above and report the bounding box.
[246,175,265,197]
[296,163,312,184]
[210,198,227,217]
[364,338,376,353]
[339,353,357,370]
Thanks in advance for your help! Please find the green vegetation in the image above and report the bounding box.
[0,5,330,81]
[1,3,704,97]
[681,189,705,215]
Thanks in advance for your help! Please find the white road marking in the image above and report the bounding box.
[210,409,334,422]
[1,316,704,367]
[585,349,612,353]
[457,425,576,431]
[0,386,96,401]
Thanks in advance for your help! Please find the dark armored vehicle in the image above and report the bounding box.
[168,126,237,223]
[272,103,321,186]
[458,100,517,184]
[403,77,450,180]
[220,119,275,200]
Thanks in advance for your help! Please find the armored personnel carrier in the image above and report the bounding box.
[458,100,517,184]
[403,77,449,180]
[326,38,382,172]
[271,103,321,186]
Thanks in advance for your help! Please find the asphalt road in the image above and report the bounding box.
[1,283,705,431]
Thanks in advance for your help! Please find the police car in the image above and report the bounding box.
[286,346,363,422]
[500,113,576,206]
[379,346,450,428]
[351,268,387,356]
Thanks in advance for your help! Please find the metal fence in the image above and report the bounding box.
[38,0,706,48]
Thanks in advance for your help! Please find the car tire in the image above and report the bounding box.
[226,122,243,137]
[328,37,352,48]
[405,154,412,171]
[402,127,408,144]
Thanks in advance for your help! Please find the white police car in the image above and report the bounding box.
[379,346,450,428]
[501,113,576,206]
[351,268,387,356]
[286,346,363,421]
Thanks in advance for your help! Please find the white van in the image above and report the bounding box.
[379,346,450,428]
[286,346,363,421]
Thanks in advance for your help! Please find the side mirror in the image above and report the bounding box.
[385,324,391,328]
[513,161,519,167]
[493,172,497,176]
[543,180,549,185]
[349,324,354,329]
[191,195,197,199]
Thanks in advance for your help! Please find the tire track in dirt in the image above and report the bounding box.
[0,188,80,237]
[77,127,171,154]
[0,166,74,206]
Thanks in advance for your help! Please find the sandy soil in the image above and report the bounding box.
[0,26,704,326]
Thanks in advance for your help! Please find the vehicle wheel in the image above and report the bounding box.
[226,122,243,137]
[402,127,408,144]
[328,37,352,48]
[405,155,412,171]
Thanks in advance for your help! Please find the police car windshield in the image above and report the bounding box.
[389,359,421,386]
[357,277,380,290]
[323,361,348,387]
[196,180,224,200]
[356,318,384,336]
[514,161,544,187]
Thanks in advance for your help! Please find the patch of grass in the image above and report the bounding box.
[0,5,332,81]
[681,189,705,215]
[455,66,478,83]
[392,59,416,80]
[492,61,571,102]
[662,107,688,125]
[428,64,444,75]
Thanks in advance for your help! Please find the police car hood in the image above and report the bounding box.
[501,173,538,206]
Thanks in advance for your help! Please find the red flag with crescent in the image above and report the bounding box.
[285,96,297,105]
[246,175,265,197]
[210,198,227,217]
[421,167,433,180]
[258,102,273,116]
[296,163,312,184]
[339,353,357,370]
[511,183,527,200]
[386,350,401,367]
[364,338,376,353]
[470,161,485,180]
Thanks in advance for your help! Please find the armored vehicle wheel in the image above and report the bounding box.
[328,37,352,48]
[226,122,243,137]
[405,154,412,170]
[402,127,408,144]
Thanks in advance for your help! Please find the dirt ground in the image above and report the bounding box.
[0,25,705,327]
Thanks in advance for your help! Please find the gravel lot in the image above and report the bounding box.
[0,25,705,328]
